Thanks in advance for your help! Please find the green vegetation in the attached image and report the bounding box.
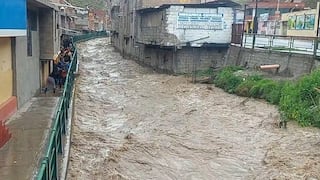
[68,0,105,10]
[211,66,320,127]
[280,71,320,127]
[214,66,243,93]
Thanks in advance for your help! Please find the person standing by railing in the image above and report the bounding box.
[44,73,56,94]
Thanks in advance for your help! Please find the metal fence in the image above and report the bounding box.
[36,32,108,180]
[242,33,320,57]
[72,31,110,42]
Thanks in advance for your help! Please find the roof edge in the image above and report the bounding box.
[137,0,240,13]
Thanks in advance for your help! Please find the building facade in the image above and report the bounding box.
[244,0,304,35]
[111,0,239,73]
[0,0,60,148]
[0,0,27,122]
[0,0,60,123]
[281,3,320,37]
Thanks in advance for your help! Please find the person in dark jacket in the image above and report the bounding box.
[44,73,56,94]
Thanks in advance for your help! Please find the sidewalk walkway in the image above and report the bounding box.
[0,97,59,180]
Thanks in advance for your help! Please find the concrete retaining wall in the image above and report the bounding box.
[113,41,319,77]
[226,46,318,77]
[136,45,227,74]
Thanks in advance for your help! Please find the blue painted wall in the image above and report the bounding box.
[0,0,27,36]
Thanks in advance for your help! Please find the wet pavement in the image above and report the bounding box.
[0,97,58,180]
[68,38,320,180]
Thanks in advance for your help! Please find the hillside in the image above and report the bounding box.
[68,0,106,10]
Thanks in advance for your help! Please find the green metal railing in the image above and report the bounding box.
[72,31,109,42]
[36,32,108,180]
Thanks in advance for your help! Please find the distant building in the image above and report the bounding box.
[74,12,90,31]
[244,0,304,35]
[281,2,320,37]
[111,0,240,73]
[88,9,108,31]
[50,0,87,34]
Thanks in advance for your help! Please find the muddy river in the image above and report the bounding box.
[67,38,320,180]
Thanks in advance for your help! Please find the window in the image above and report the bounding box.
[305,14,315,30]
[288,16,296,30]
[288,14,315,30]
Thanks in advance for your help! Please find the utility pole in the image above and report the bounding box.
[241,4,247,47]
[273,0,280,36]
[314,2,320,57]
[252,0,258,49]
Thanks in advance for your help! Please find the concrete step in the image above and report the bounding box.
[0,123,11,148]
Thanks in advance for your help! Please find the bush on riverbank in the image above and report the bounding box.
[214,66,243,93]
[212,66,320,127]
[280,70,320,127]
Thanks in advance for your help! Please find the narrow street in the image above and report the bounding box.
[67,38,320,180]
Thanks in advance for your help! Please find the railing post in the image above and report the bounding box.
[313,38,318,57]
[36,33,106,179]
[289,36,293,53]
[244,33,247,48]
[269,36,273,50]
[252,34,256,49]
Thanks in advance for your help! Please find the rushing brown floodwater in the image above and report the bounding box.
[67,38,320,180]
